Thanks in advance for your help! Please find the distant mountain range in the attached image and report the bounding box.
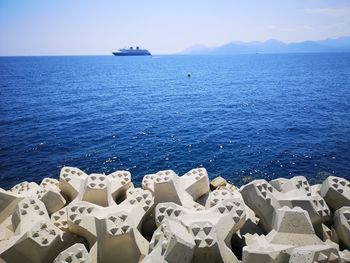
[179,36,350,55]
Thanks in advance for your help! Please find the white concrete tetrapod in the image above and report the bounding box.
[144,197,246,263]
[320,176,350,210]
[65,188,154,263]
[240,178,331,234]
[59,166,132,206]
[142,168,209,210]
[53,243,92,263]
[93,188,154,263]
[334,206,350,250]
[0,220,79,263]
[242,206,341,263]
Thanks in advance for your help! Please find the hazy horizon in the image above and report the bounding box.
[1,0,350,56]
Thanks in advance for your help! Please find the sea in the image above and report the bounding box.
[0,53,349,189]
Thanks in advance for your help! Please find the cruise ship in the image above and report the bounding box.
[112,46,151,56]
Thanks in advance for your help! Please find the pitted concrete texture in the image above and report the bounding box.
[243,206,341,263]
[142,168,209,210]
[59,167,133,207]
[0,168,349,263]
[320,176,350,210]
[144,197,246,263]
[334,206,350,250]
[240,177,331,234]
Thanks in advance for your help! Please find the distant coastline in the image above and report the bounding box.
[179,36,350,55]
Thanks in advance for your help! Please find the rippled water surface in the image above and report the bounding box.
[0,54,349,188]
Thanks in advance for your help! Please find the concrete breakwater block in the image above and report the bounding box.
[142,168,210,210]
[240,177,331,236]
[334,206,350,250]
[243,206,340,262]
[59,167,133,207]
[144,198,246,263]
[0,166,349,262]
[320,176,350,210]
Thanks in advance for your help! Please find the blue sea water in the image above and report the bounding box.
[0,53,350,189]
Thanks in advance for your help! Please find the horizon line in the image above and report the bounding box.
[1,51,350,58]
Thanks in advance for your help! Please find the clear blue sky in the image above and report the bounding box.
[1,0,350,55]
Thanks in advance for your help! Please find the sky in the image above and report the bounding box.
[0,0,350,55]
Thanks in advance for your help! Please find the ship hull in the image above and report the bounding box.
[112,52,151,56]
